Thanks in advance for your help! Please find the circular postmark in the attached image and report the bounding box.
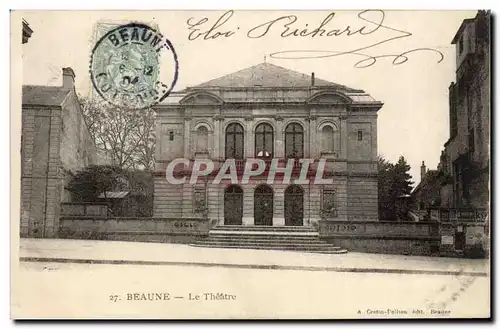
[90,22,178,110]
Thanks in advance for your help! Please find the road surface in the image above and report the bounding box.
[12,261,490,319]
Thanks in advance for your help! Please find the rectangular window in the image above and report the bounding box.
[357,130,363,141]
[169,131,174,141]
[459,37,464,54]
[321,188,337,218]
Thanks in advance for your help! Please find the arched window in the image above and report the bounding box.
[285,123,304,158]
[322,125,335,153]
[225,123,244,159]
[255,123,274,158]
[196,126,209,153]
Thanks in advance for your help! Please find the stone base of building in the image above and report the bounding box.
[153,176,379,225]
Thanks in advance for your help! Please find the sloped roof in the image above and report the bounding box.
[412,170,440,195]
[193,62,362,92]
[22,85,70,106]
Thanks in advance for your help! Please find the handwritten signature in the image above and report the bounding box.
[186,10,444,68]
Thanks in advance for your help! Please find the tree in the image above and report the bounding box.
[79,96,156,171]
[393,156,414,196]
[378,155,415,221]
[67,165,127,202]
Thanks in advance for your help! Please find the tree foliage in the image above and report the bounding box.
[66,165,127,202]
[378,155,415,220]
[79,96,156,170]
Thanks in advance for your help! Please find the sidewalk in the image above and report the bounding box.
[18,238,489,276]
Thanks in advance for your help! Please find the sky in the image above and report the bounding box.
[20,10,478,186]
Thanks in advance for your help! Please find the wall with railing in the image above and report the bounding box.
[58,216,211,243]
[318,220,440,256]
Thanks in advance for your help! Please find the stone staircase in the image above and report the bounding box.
[191,225,348,254]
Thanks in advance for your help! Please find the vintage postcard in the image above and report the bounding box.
[11,9,491,319]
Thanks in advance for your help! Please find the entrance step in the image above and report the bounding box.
[211,225,317,232]
[192,244,347,254]
[191,225,348,254]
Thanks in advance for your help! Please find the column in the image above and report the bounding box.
[340,113,348,159]
[244,116,253,158]
[275,116,284,158]
[213,118,220,159]
[273,185,285,226]
[214,114,224,160]
[308,116,317,159]
[183,116,191,159]
[242,184,254,226]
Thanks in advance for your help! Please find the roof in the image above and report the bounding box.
[193,62,362,92]
[22,85,70,106]
[97,191,130,199]
[412,170,439,195]
[451,18,475,44]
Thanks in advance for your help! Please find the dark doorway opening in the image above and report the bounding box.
[254,185,273,226]
[224,185,243,225]
[285,185,304,226]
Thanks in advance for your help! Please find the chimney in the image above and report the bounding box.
[311,72,315,86]
[420,161,426,181]
[62,67,76,90]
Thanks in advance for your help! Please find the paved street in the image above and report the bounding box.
[18,238,489,275]
[12,238,490,318]
[13,260,490,319]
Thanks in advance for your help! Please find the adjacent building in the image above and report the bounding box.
[22,19,33,44]
[153,62,383,227]
[440,10,490,210]
[21,68,98,237]
[411,11,490,257]
[412,10,490,213]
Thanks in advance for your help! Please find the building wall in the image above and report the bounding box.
[347,177,378,220]
[20,107,63,237]
[441,12,490,210]
[21,87,98,237]
[60,91,96,173]
[154,88,380,223]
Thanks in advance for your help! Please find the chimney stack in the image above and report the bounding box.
[311,72,315,86]
[62,67,76,90]
[420,161,426,181]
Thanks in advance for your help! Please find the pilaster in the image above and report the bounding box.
[183,116,192,159]
[242,184,254,225]
[273,185,285,226]
[340,113,348,159]
[275,115,284,158]
[244,116,254,158]
[307,115,317,158]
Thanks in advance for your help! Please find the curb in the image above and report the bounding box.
[19,257,488,277]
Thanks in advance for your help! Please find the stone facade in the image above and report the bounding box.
[439,11,490,210]
[21,68,97,237]
[153,63,382,226]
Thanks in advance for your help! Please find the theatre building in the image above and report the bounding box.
[153,63,383,227]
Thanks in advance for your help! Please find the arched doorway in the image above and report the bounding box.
[254,185,273,226]
[224,185,243,225]
[285,185,304,226]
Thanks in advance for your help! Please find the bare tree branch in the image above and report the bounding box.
[78,95,156,171]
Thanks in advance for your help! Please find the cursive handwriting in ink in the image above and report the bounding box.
[246,12,382,39]
[186,10,238,41]
[262,10,444,68]
[186,10,444,68]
